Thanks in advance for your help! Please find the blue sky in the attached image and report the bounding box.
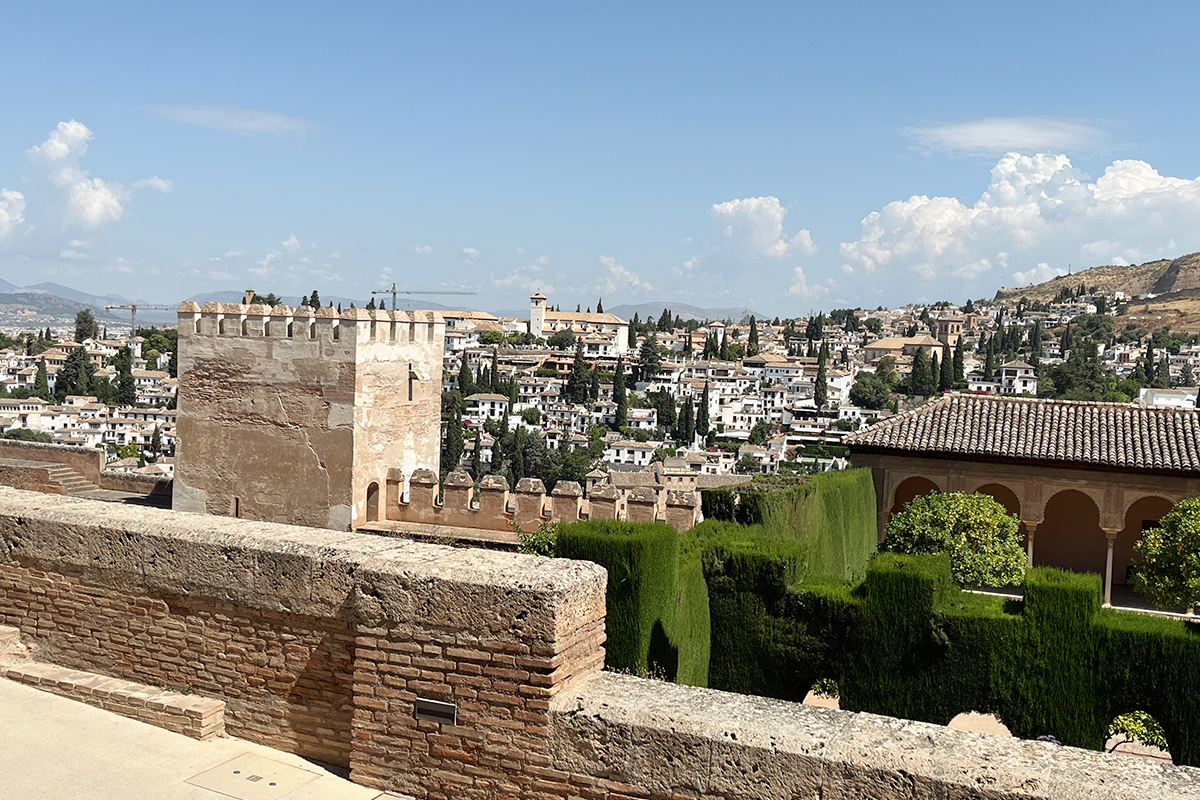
[2,2,1200,314]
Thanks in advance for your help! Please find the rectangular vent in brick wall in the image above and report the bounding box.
[413,697,456,726]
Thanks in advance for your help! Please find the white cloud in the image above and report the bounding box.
[1012,262,1068,286]
[20,120,169,231]
[462,247,480,264]
[281,234,301,251]
[491,261,553,294]
[788,266,832,299]
[131,177,173,193]
[709,196,817,258]
[329,251,341,259]
[585,255,653,297]
[839,152,1200,285]
[413,245,432,254]
[0,189,25,237]
[903,118,1105,156]
[159,106,311,136]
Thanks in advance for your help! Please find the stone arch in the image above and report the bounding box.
[1036,489,1105,575]
[891,476,941,516]
[366,481,380,523]
[972,483,1021,518]
[1116,496,1176,587]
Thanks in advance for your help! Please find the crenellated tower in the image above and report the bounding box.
[172,301,445,530]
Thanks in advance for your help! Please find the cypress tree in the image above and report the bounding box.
[983,345,996,383]
[747,317,759,356]
[490,348,500,392]
[814,358,828,408]
[1183,361,1196,388]
[719,329,729,361]
[589,368,600,402]
[953,337,965,383]
[471,429,482,479]
[940,346,953,391]
[458,354,474,396]
[910,348,930,397]
[1156,356,1171,389]
[33,359,49,401]
[596,298,603,313]
[929,351,940,393]
[444,411,464,474]
[613,355,627,429]
[696,382,711,440]
[568,340,589,403]
[638,331,661,381]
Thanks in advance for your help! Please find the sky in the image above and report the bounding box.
[2,2,1200,315]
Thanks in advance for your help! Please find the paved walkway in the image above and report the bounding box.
[0,679,405,800]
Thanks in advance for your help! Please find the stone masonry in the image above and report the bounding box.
[1,487,1199,799]
[173,301,445,531]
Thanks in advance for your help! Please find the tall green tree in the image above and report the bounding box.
[910,347,931,397]
[696,382,711,440]
[939,346,953,391]
[747,316,759,356]
[567,339,589,403]
[613,355,628,429]
[718,329,729,361]
[490,348,500,392]
[638,331,662,381]
[458,354,474,396]
[596,297,603,313]
[443,411,465,474]
[470,428,483,479]
[814,356,828,408]
[589,368,600,402]
[675,397,695,444]
[952,337,965,383]
[1132,498,1200,610]
[74,309,100,343]
[33,358,49,401]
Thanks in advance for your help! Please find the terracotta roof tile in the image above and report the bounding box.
[845,393,1200,473]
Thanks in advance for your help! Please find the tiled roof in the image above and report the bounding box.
[846,393,1200,473]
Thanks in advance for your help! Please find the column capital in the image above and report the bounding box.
[1102,527,1121,541]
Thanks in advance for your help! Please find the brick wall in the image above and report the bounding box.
[2,487,1198,799]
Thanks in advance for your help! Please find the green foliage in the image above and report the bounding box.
[512,519,560,556]
[1132,497,1200,609]
[520,407,541,425]
[547,328,575,350]
[74,309,99,343]
[884,492,1027,588]
[1108,710,1169,753]
[0,428,53,443]
[479,330,504,346]
[849,371,889,409]
[555,520,680,677]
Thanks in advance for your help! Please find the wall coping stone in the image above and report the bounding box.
[0,486,605,644]
[550,671,1200,800]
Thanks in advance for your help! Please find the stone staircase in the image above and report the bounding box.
[43,463,100,495]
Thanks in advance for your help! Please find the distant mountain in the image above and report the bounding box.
[608,301,766,323]
[19,282,134,309]
[184,291,480,314]
[0,292,122,321]
[0,278,19,293]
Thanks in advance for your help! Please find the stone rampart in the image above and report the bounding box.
[1,487,1197,799]
[0,438,103,484]
[385,469,700,533]
[97,470,173,496]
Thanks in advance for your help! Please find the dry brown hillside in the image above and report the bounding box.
[993,252,1200,303]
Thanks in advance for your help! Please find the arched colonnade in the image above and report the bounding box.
[875,461,1197,607]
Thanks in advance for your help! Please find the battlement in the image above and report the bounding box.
[176,301,443,348]
[377,469,700,534]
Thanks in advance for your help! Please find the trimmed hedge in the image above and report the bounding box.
[706,549,1200,765]
[555,520,679,678]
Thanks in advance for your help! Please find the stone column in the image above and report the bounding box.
[1022,521,1039,567]
[1103,527,1120,607]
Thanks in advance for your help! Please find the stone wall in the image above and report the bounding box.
[380,469,700,534]
[0,438,103,484]
[1,487,1198,799]
[97,470,173,496]
[173,302,444,530]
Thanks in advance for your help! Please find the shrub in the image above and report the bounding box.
[884,492,1026,587]
[555,520,679,678]
[1132,497,1200,610]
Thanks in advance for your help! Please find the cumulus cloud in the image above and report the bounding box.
[789,266,833,299]
[709,196,817,258]
[1012,262,1068,286]
[585,255,653,297]
[490,259,553,294]
[903,118,1105,156]
[839,152,1200,286]
[281,234,301,251]
[0,189,25,237]
[462,247,480,264]
[159,106,311,136]
[19,120,169,232]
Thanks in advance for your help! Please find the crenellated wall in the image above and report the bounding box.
[380,469,700,534]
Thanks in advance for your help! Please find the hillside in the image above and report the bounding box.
[994,252,1200,303]
[608,301,765,323]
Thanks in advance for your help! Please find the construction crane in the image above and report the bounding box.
[104,304,173,343]
[371,283,476,311]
